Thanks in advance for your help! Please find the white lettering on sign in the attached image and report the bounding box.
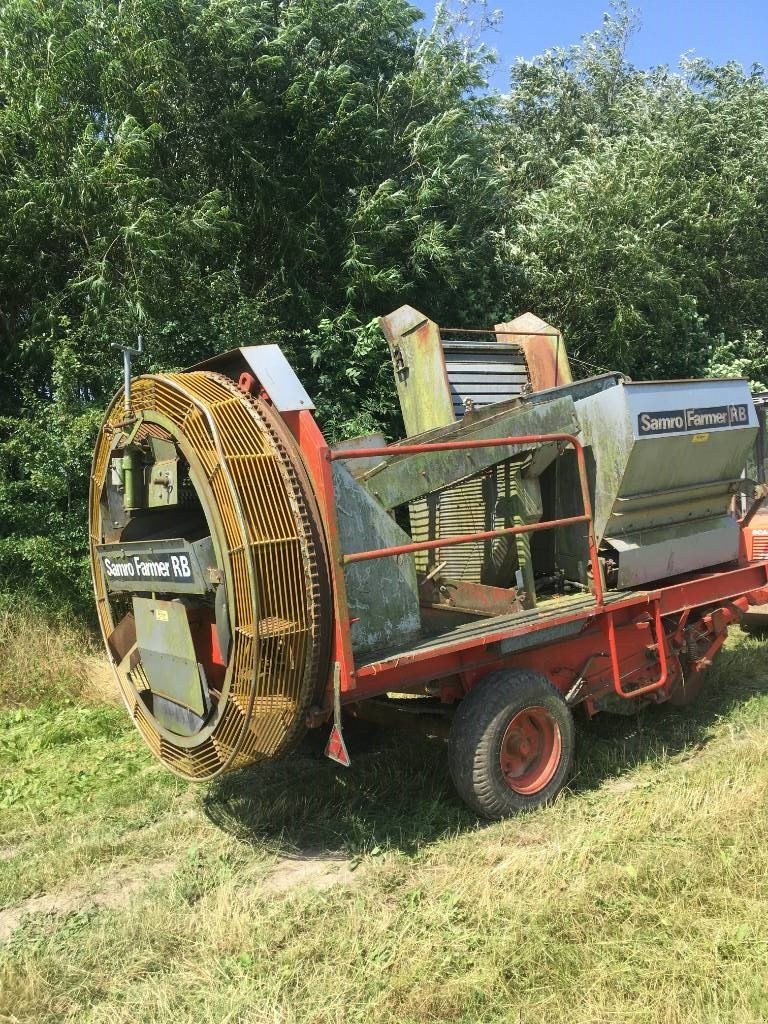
[639,412,684,434]
[102,552,193,581]
[685,407,728,429]
[638,403,751,436]
[103,558,135,578]
[730,404,749,424]
[132,556,169,577]
[170,554,191,577]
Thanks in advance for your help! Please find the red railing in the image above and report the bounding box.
[329,432,604,606]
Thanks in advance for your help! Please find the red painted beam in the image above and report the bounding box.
[330,432,581,461]
[342,514,590,564]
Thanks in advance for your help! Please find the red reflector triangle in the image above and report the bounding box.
[324,724,351,767]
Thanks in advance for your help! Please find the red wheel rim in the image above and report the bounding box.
[499,706,562,795]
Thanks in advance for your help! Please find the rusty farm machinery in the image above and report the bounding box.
[89,308,768,818]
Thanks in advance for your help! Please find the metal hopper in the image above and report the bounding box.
[573,378,759,587]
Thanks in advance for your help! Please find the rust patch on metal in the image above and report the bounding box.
[495,312,573,392]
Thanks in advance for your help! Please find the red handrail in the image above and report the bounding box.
[340,515,591,563]
[606,601,669,699]
[330,432,604,606]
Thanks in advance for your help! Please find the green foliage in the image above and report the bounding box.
[706,331,768,392]
[1,0,768,603]
[0,406,99,607]
[0,0,506,602]
[500,7,768,382]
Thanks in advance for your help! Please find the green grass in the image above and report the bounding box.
[1,616,768,1023]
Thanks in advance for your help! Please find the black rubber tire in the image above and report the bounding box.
[741,608,768,637]
[448,670,575,820]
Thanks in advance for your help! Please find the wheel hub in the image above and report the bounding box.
[499,706,562,795]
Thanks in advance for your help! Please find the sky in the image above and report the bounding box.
[434,1,768,89]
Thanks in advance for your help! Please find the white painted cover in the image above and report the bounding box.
[240,345,315,411]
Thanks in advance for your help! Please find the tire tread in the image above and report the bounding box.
[448,669,574,819]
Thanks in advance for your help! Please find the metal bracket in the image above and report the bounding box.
[564,653,606,705]
[743,483,768,528]
[111,335,144,418]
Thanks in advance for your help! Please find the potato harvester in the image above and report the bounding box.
[90,307,768,818]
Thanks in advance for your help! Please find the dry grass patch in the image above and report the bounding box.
[0,594,113,707]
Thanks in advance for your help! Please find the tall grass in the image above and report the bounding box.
[0,592,113,707]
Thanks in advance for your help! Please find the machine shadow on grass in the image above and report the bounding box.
[202,631,768,857]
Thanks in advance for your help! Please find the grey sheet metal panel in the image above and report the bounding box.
[442,339,530,418]
[97,536,216,595]
[575,379,757,542]
[359,393,580,512]
[187,345,315,411]
[497,615,585,655]
[332,462,421,656]
[133,596,210,717]
[332,432,387,479]
[573,378,758,586]
[525,372,624,409]
[239,345,314,411]
[610,517,739,589]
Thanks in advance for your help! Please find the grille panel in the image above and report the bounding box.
[90,372,330,780]
[441,339,530,418]
[753,531,768,560]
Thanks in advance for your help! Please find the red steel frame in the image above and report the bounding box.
[323,432,602,695]
[332,434,602,598]
[288,413,768,712]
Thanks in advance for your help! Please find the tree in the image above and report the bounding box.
[0,0,505,606]
[2,0,768,608]
[497,6,768,383]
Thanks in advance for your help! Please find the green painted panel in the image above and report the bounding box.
[359,395,580,511]
[379,306,455,434]
[133,597,208,716]
[332,462,421,656]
